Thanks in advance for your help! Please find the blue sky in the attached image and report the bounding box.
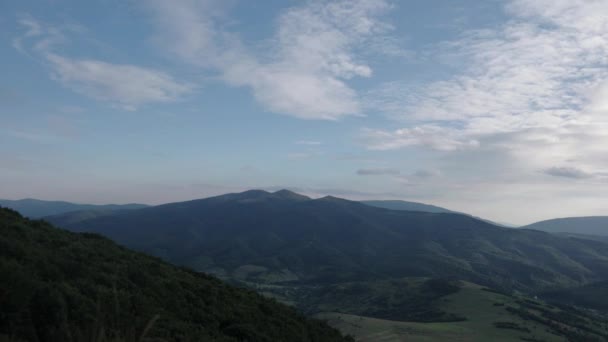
[1,0,608,224]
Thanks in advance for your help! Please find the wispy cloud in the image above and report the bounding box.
[146,0,393,120]
[296,140,323,146]
[46,54,193,110]
[14,16,193,110]
[362,0,608,173]
[361,125,479,151]
[356,168,400,176]
[286,151,324,160]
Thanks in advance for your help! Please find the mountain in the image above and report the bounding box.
[362,199,514,227]
[0,198,148,218]
[47,189,608,293]
[0,207,351,342]
[524,216,608,237]
[361,200,456,214]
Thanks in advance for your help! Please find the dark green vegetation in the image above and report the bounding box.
[254,278,465,323]
[541,281,608,312]
[0,198,147,219]
[524,216,608,237]
[0,207,351,342]
[316,282,608,342]
[49,190,608,293]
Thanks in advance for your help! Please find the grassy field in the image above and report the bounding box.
[316,282,607,342]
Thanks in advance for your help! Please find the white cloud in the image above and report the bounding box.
[15,17,192,110]
[362,125,479,151]
[147,0,392,120]
[46,54,192,110]
[146,0,228,67]
[363,0,608,170]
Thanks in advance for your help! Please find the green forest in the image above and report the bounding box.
[0,207,352,342]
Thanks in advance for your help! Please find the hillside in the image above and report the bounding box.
[0,198,148,218]
[363,200,512,227]
[316,281,608,342]
[0,207,351,342]
[360,200,456,214]
[541,281,608,312]
[48,190,608,293]
[524,216,608,237]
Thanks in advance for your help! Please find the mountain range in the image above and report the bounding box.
[47,189,608,293]
[0,198,147,218]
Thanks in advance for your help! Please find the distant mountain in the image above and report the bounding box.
[361,200,456,214]
[362,199,514,227]
[0,198,148,218]
[48,189,608,293]
[0,207,350,341]
[524,216,608,237]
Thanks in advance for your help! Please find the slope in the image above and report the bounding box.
[540,281,608,312]
[0,207,351,342]
[362,200,513,227]
[524,216,608,237]
[316,280,608,342]
[360,200,457,214]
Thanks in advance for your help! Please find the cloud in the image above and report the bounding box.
[296,140,322,146]
[14,17,192,110]
[46,54,193,110]
[542,166,592,179]
[361,125,479,151]
[356,168,400,176]
[412,169,441,179]
[146,0,229,67]
[362,0,608,172]
[146,0,393,120]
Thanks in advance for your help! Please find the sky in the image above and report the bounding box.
[1,0,608,225]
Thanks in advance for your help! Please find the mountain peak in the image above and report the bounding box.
[315,195,353,204]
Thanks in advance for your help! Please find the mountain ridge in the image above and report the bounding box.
[0,198,148,218]
[47,190,608,293]
[523,216,608,237]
